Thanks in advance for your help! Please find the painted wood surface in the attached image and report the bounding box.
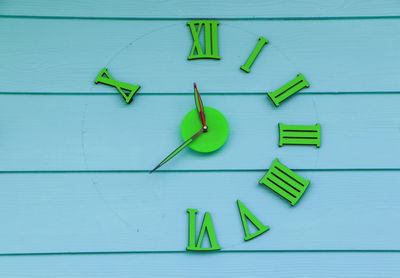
[0,94,399,171]
[0,171,398,253]
[0,252,399,278]
[1,18,400,94]
[1,0,400,19]
[1,0,399,276]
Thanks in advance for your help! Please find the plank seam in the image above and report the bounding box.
[1,91,400,96]
[2,15,400,21]
[0,250,398,257]
[1,169,400,174]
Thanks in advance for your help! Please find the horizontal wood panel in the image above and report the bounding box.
[0,252,399,278]
[1,0,400,19]
[0,170,398,253]
[1,18,400,94]
[1,94,399,171]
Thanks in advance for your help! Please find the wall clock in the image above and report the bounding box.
[94,20,320,251]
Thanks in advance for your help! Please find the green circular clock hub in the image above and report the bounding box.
[181,107,229,153]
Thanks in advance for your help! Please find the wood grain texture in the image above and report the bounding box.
[0,94,399,171]
[0,171,398,253]
[1,0,400,19]
[1,18,400,94]
[0,252,399,278]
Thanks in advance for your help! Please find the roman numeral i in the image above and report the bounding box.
[187,20,220,60]
[259,159,310,206]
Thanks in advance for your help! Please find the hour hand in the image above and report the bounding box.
[150,128,204,173]
[194,82,207,131]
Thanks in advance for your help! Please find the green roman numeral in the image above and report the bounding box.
[267,73,309,107]
[240,36,268,73]
[279,123,321,147]
[259,159,310,206]
[186,209,221,251]
[187,20,220,60]
[95,67,141,104]
[237,200,269,241]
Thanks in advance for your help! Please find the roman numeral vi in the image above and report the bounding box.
[186,209,221,251]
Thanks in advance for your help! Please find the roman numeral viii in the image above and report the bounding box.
[268,73,309,107]
[279,123,321,147]
[187,20,220,60]
[259,159,310,206]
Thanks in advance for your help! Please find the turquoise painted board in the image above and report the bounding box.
[0,0,399,276]
[0,94,399,171]
[0,171,398,253]
[0,18,400,93]
[1,0,400,18]
[0,253,399,278]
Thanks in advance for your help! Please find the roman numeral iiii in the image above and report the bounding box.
[187,20,220,60]
[259,159,310,206]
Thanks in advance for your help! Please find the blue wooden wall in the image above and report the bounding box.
[1,0,400,277]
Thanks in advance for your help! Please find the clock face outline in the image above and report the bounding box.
[94,19,315,250]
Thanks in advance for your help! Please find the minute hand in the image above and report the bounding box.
[150,129,204,173]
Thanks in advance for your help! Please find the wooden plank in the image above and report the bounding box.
[0,170,398,253]
[1,18,400,94]
[0,252,399,278]
[0,94,399,171]
[1,0,400,19]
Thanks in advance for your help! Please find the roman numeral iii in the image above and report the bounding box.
[186,209,221,251]
[95,68,141,104]
[187,20,220,60]
[268,73,309,107]
[279,123,321,147]
[259,159,310,206]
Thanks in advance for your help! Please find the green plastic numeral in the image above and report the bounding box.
[259,159,310,206]
[267,73,309,107]
[95,67,141,104]
[240,36,268,73]
[186,209,221,251]
[237,200,269,241]
[187,20,220,60]
[279,123,321,147]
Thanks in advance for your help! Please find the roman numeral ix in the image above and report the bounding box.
[95,67,141,104]
[187,20,220,60]
[259,159,310,206]
[279,123,321,147]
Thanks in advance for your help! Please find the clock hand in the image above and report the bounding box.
[194,82,208,132]
[150,128,204,173]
